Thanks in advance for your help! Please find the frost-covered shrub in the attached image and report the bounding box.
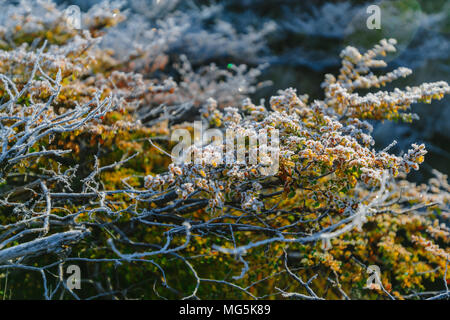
[0,0,449,300]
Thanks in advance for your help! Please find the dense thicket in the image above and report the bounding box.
[0,0,449,299]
